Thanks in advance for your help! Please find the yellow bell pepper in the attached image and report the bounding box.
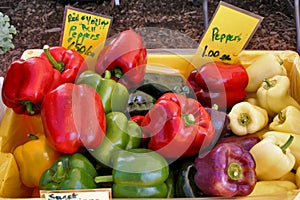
[248,180,297,197]
[0,108,44,153]
[257,75,300,117]
[0,152,33,197]
[228,101,269,136]
[13,133,62,188]
[249,134,295,180]
[245,53,286,92]
[263,131,300,169]
[278,171,296,184]
[269,105,300,134]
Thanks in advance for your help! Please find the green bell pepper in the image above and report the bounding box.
[95,148,170,198]
[39,153,98,190]
[90,112,142,166]
[75,70,129,114]
[175,161,205,198]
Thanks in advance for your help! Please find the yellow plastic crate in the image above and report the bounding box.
[5,49,300,199]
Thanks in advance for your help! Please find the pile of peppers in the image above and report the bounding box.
[3,30,300,199]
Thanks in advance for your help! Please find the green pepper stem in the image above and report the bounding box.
[21,100,35,115]
[212,104,219,111]
[276,56,284,65]
[263,78,277,89]
[27,133,39,140]
[281,135,294,154]
[52,161,66,183]
[227,162,243,181]
[182,113,195,127]
[104,70,112,79]
[238,113,251,127]
[94,175,113,183]
[112,68,123,79]
[43,45,64,72]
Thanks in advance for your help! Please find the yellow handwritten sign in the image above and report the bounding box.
[193,1,263,66]
[60,6,112,67]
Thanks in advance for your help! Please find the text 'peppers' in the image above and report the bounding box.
[41,83,106,154]
[141,92,215,158]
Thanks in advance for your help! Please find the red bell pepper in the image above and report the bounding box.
[187,62,248,110]
[141,92,215,158]
[41,83,106,154]
[2,57,62,115]
[40,45,87,83]
[95,30,147,89]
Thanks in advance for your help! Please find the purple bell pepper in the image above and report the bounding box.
[194,142,257,197]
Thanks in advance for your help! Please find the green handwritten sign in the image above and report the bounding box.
[194,1,263,65]
[60,6,112,67]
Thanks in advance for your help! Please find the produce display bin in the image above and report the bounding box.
[2,48,300,199]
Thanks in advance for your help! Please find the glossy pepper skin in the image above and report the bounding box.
[2,57,61,115]
[13,134,62,188]
[194,143,257,197]
[187,62,248,110]
[269,105,300,134]
[76,70,129,114]
[39,153,98,190]
[41,83,106,154]
[218,135,260,151]
[257,75,300,117]
[95,148,170,198]
[249,134,295,180]
[141,92,215,158]
[228,101,269,136]
[245,53,286,92]
[95,30,147,89]
[263,131,300,169]
[90,112,142,166]
[40,45,87,83]
[175,161,205,198]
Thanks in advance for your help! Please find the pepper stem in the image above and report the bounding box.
[52,161,66,183]
[94,175,113,183]
[227,162,243,181]
[263,78,276,89]
[182,114,195,127]
[238,113,251,127]
[111,68,123,79]
[281,135,294,154]
[277,111,286,124]
[27,133,39,140]
[21,100,35,115]
[104,70,112,79]
[43,45,64,72]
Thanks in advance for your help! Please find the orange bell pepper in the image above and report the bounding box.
[13,133,62,188]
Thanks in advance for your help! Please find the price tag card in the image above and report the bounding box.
[40,188,112,200]
[60,6,113,67]
[193,1,263,66]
